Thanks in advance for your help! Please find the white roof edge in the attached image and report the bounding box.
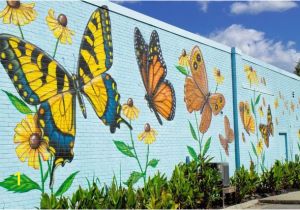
[82,0,232,53]
[82,0,299,82]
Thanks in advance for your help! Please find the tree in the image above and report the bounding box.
[295,60,300,76]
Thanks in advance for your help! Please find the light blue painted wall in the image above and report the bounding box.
[0,0,298,208]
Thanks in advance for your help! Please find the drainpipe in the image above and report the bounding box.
[231,47,241,169]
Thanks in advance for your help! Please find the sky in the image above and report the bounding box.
[114,1,300,73]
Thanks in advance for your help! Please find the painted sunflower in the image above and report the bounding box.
[256,139,263,156]
[298,129,300,140]
[138,123,157,145]
[244,65,259,85]
[122,98,139,121]
[213,67,224,85]
[46,9,74,44]
[14,114,50,169]
[0,0,37,26]
[178,49,189,68]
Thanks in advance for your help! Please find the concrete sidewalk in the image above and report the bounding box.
[259,191,300,204]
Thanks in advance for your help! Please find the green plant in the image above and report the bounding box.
[169,162,203,208]
[136,172,177,209]
[231,164,259,202]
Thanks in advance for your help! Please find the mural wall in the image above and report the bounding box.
[0,1,298,208]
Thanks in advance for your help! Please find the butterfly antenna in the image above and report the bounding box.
[120,117,132,130]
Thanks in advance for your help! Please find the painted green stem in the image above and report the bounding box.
[38,154,44,193]
[53,39,59,59]
[18,25,24,39]
[194,112,202,155]
[47,155,54,194]
[144,145,150,182]
[214,84,219,93]
[129,121,145,182]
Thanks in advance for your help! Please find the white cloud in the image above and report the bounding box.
[230,1,298,15]
[198,1,209,12]
[209,24,300,72]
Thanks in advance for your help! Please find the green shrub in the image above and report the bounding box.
[169,162,203,208]
[230,164,259,202]
[40,158,300,209]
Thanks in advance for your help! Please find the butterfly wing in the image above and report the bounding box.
[219,134,229,156]
[189,45,208,96]
[184,76,205,113]
[259,124,269,148]
[0,34,76,185]
[134,27,149,91]
[209,93,226,115]
[199,104,212,134]
[78,7,130,132]
[184,46,208,113]
[152,80,176,122]
[239,101,255,135]
[267,105,274,136]
[224,115,234,143]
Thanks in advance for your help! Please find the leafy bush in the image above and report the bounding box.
[40,158,300,209]
[230,164,259,202]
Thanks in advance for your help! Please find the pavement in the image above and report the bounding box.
[225,191,300,209]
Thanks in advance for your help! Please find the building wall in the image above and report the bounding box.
[0,0,298,208]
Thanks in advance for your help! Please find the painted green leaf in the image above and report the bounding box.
[124,171,143,186]
[187,146,198,162]
[251,99,256,115]
[251,142,258,158]
[0,174,41,193]
[262,151,265,164]
[175,65,189,76]
[43,170,49,183]
[113,140,135,158]
[148,159,159,168]
[55,171,79,197]
[255,94,261,105]
[202,137,212,157]
[2,90,33,114]
[298,142,300,151]
[188,121,198,141]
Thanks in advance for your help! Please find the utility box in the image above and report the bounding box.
[210,162,230,187]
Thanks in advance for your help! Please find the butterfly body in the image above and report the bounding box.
[134,28,176,125]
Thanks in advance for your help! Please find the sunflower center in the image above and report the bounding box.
[29,133,41,149]
[57,14,68,27]
[144,123,151,132]
[249,66,253,72]
[182,49,186,57]
[216,70,221,77]
[127,98,133,107]
[7,0,20,8]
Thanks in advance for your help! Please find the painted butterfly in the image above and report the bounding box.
[0,6,131,185]
[134,28,176,125]
[219,115,234,156]
[184,46,226,133]
[259,105,274,148]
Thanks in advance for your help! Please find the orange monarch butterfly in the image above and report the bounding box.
[134,28,176,125]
